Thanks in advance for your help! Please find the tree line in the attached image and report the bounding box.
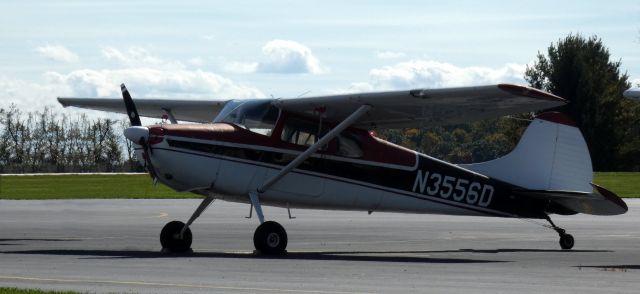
[0,105,139,173]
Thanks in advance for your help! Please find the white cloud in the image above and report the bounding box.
[225,40,327,74]
[101,47,184,70]
[375,51,406,59]
[2,47,265,112]
[188,57,205,67]
[345,60,526,91]
[34,44,79,63]
[0,75,73,114]
[45,68,264,99]
[224,61,258,74]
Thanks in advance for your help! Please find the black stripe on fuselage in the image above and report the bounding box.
[161,139,547,218]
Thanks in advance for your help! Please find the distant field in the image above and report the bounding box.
[593,172,640,198]
[0,172,637,199]
[0,174,191,200]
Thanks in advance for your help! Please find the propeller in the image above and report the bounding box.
[122,84,141,126]
[121,83,158,182]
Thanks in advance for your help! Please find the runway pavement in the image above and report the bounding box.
[0,199,638,293]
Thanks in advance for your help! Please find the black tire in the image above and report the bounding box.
[559,233,574,250]
[253,221,288,255]
[160,220,192,253]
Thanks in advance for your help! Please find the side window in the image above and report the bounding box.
[279,117,362,158]
[281,118,317,146]
[336,134,363,158]
[282,128,316,146]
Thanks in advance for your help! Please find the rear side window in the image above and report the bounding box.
[336,134,363,158]
[281,117,322,147]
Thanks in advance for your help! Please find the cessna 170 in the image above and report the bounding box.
[58,83,628,255]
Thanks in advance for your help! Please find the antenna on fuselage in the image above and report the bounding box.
[297,90,311,98]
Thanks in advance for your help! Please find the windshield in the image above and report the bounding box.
[213,99,279,136]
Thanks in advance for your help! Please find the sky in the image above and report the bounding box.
[1,0,638,115]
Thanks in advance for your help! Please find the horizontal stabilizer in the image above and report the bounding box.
[513,184,628,216]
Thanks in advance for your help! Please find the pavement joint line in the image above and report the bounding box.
[0,275,375,294]
[143,212,169,218]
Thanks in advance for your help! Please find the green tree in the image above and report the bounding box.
[525,34,638,171]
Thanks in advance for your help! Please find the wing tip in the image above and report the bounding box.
[57,97,69,107]
[498,83,567,103]
[624,87,640,99]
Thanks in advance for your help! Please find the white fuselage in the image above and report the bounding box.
[137,137,497,217]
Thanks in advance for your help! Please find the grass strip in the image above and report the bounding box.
[593,172,640,198]
[0,174,192,199]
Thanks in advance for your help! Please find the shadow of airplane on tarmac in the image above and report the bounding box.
[0,247,612,264]
[2,248,510,264]
[575,265,640,271]
[0,238,81,246]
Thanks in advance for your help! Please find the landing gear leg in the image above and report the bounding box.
[544,214,574,250]
[160,195,215,253]
[249,192,287,255]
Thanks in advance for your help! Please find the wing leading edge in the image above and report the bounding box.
[275,84,566,128]
[58,97,229,123]
[58,84,564,127]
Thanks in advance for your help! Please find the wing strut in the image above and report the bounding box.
[258,104,371,193]
[248,104,372,223]
[162,108,179,124]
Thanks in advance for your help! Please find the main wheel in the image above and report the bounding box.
[160,220,192,253]
[559,233,574,250]
[253,221,288,255]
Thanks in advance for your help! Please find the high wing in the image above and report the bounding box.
[58,84,564,127]
[274,84,566,128]
[57,97,229,123]
[624,87,640,99]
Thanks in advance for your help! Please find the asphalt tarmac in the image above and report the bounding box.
[0,199,638,293]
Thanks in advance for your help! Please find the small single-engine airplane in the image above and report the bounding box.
[58,83,628,254]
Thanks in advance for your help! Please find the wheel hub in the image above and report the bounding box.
[267,232,280,247]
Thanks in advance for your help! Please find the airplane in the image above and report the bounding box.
[58,83,628,255]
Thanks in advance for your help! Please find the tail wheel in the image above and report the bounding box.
[253,221,288,255]
[160,220,192,253]
[559,233,574,250]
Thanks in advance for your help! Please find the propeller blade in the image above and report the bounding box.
[121,83,141,126]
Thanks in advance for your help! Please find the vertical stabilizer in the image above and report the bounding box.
[460,112,592,192]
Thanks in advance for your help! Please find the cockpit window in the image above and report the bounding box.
[213,99,279,136]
